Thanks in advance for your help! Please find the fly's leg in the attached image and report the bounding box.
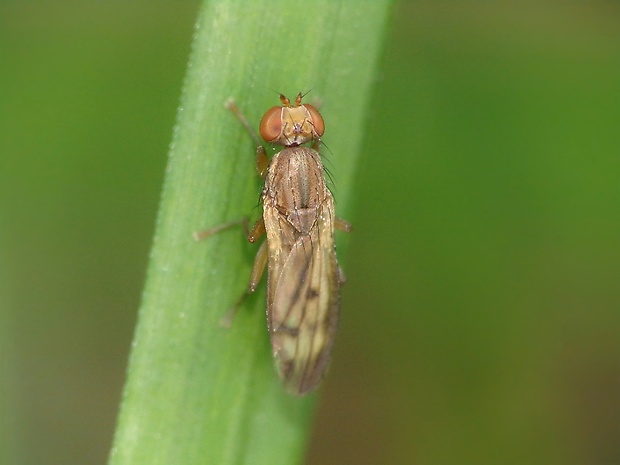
[220,218,268,327]
[246,218,267,290]
[226,98,262,145]
[254,146,269,178]
[226,98,269,178]
[247,216,265,243]
[193,218,250,242]
[194,217,266,326]
[335,217,352,233]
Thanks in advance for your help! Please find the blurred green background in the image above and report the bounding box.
[2,1,619,465]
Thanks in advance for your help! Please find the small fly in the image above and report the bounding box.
[196,92,350,395]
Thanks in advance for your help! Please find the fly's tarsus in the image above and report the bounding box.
[193,218,249,242]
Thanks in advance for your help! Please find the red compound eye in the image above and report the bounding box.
[259,106,283,142]
[303,104,324,137]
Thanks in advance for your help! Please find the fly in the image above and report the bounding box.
[196,92,350,395]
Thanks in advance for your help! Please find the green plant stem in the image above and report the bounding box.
[108,1,393,464]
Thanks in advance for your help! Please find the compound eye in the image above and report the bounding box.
[304,104,325,137]
[259,106,283,142]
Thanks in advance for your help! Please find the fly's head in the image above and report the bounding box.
[259,92,325,147]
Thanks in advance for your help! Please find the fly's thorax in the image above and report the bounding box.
[264,146,328,207]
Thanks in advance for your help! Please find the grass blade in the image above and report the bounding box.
[109,1,393,464]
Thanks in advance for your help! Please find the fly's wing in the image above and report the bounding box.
[265,200,340,395]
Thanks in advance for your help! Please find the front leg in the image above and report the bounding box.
[226,98,269,179]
